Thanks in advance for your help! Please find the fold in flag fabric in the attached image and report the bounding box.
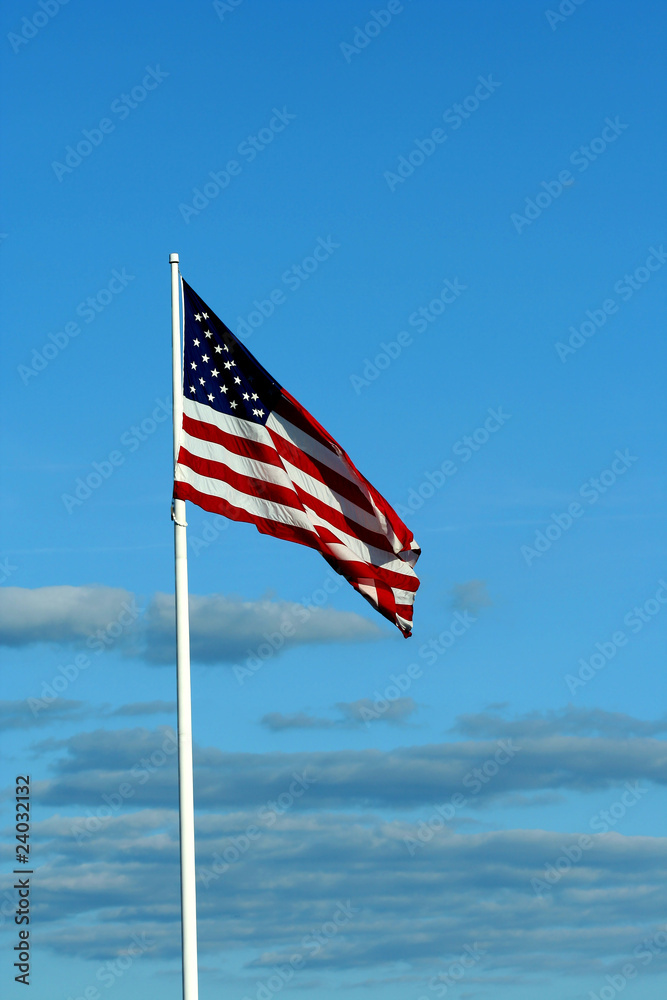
[173,279,421,636]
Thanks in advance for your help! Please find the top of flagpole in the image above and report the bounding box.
[170,252,179,263]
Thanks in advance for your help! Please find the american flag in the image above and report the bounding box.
[173,279,420,636]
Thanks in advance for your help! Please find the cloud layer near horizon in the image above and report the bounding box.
[6,706,666,991]
[30,807,667,978]
[31,708,667,812]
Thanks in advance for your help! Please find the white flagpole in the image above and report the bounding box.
[170,252,199,1000]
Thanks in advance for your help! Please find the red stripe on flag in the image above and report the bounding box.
[173,481,320,551]
[177,447,302,512]
[291,483,395,554]
[182,412,282,469]
[268,425,376,516]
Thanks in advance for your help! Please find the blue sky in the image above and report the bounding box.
[1,1,666,997]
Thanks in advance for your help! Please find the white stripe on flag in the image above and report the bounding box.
[268,412,366,486]
[278,454,387,536]
[184,397,275,447]
[180,426,294,492]
[175,465,318,534]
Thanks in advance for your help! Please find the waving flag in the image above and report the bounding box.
[173,279,420,636]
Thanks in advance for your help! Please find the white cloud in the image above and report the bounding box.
[450,579,492,613]
[0,585,134,645]
[0,585,383,664]
[29,807,667,982]
[0,698,88,729]
[36,719,667,811]
[141,592,382,663]
[453,705,667,740]
[337,696,417,725]
[261,697,418,731]
[20,712,667,987]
